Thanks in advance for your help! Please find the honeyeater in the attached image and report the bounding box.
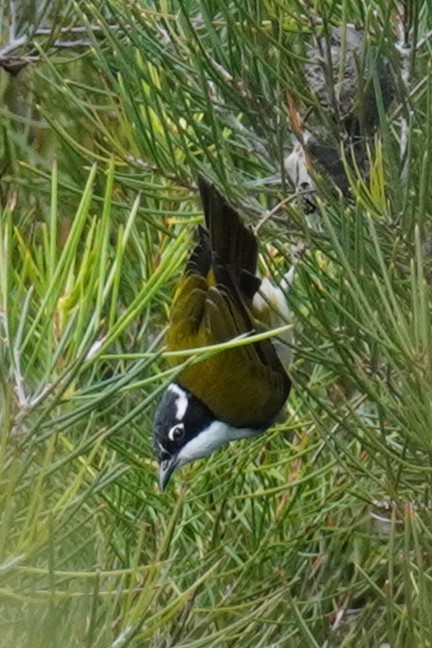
[153,179,292,490]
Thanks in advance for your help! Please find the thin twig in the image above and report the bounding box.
[254,195,298,233]
[35,25,104,36]
[9,0,17,42]
[52,39,92,48]
[0,35,27,58]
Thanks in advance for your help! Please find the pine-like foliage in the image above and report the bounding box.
[1,1,432,646]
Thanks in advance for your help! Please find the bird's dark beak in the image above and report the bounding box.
[159,455,179,491]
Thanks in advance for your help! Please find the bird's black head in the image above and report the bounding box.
[152,383,218,490]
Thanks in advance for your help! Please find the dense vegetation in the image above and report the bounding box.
[1,1,432,646]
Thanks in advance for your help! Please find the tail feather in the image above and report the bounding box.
[197,177,258,291]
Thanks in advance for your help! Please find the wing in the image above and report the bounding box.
[166,270,291,430]
[165,180,291,429]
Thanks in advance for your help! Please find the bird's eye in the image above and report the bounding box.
[168,423,185,442]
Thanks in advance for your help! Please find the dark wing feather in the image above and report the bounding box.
[166,180,291,429]
[198,177,259,298]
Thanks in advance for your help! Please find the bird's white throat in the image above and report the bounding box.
[176,420,259,467]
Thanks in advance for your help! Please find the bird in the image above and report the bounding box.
[304,25,395,139]
[285,24,395,210]
[152,179,292,490]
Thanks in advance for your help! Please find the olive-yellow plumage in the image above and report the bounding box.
[153,179,291,490]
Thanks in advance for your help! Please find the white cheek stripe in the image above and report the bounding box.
[168,384,189,420]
